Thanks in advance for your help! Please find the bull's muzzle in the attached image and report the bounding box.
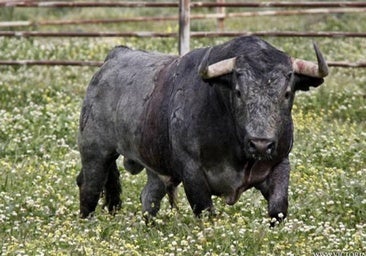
[246,137,277,160]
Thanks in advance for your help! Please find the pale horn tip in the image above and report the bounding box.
[313,42,329,77]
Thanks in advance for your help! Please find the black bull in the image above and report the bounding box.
[77,36,328,223]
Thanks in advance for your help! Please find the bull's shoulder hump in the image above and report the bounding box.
[104,45,132,61]
[105,46,177,65]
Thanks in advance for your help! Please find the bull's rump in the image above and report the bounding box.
[80,46,177,165]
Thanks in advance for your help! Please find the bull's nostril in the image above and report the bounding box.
[248,140,257,153]
[248,138,276,155]
[267,141,275,154]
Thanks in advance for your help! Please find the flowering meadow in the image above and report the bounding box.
[1,6,366,256]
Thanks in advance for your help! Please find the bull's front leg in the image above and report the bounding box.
[140,169,179,222]
[255,157,290,226]
[181,161,214,216]
[140,169,167,218]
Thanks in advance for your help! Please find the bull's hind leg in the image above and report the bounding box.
[77,160,105,218]
[103,160,122,214]
[77,146,120,218]
[140,169,167,218]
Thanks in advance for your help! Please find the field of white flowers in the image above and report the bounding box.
[1,4,365,255]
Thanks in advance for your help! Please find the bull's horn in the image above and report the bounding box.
[200,57,236,79]
[292,43,329,78]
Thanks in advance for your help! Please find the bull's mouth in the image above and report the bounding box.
[247,153,274,161]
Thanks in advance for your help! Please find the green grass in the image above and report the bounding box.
[1,3,366,255]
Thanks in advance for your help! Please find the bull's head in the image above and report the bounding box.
[199,40,328,160]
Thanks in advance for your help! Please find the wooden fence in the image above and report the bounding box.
[0,0,365,68]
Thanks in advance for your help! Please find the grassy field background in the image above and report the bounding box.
[1,2,365,255]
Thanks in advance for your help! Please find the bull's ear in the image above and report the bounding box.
[293,74,324,91]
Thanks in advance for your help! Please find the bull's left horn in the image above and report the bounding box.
[292,43,328,78]
[200,57,236,79]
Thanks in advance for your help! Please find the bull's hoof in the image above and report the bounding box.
[269,212,286,227]
[194,206,216,218]
[79,210,95,219]
[103,200,122,216]
[142,211,157,226]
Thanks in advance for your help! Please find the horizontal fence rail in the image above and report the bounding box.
[2,1,366,8]
[0,1,179,8]
[0,31,176,37]
[1,8,365,28]
[0,1,365,68]
[1,31,366,38]
[0,60,102,66]
[190,31,366,38]
[1,60,365,69]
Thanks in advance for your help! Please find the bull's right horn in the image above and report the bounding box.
[200,57,236,79]
[292,42,329,78]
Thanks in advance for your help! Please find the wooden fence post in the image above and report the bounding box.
[179,0,190,55]
[217,0,225,31]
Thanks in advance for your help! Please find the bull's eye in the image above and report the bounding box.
[284,91,291,100]
[235,89,241,98]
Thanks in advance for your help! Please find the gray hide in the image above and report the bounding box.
[77,36,327,224]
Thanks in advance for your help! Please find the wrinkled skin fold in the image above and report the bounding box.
[77,36,327,223]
